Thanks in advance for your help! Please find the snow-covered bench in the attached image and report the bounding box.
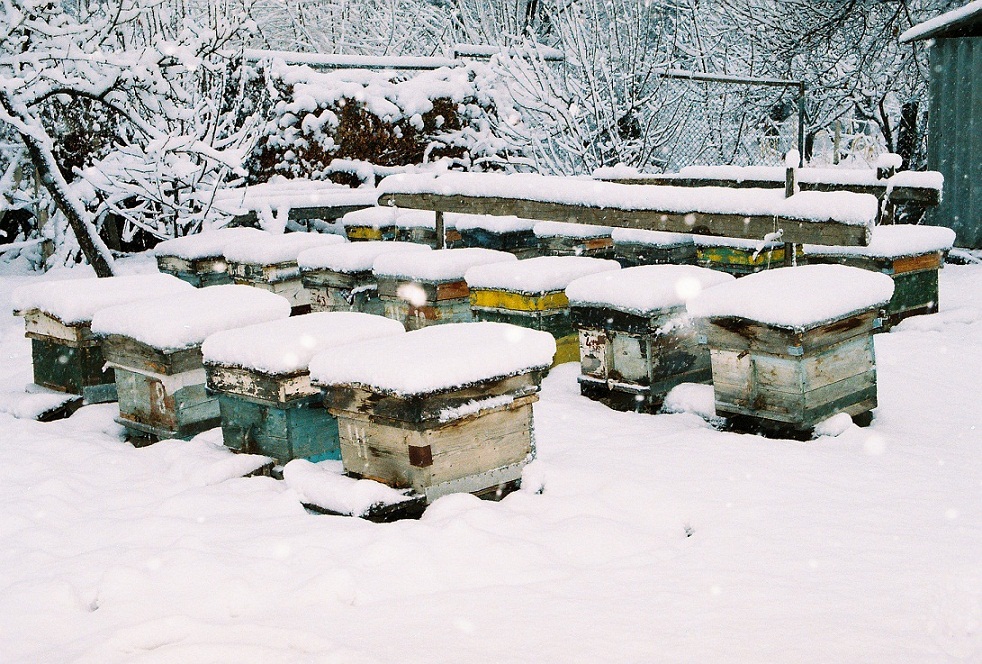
[377,172,879,247]
[611,229,696,267]
[91,285,290,441]
[464,256,620,365]
[153,227,267,288]
[688,264,895,437]
[12,274,192,406]
[202,312,404,465]
[373,248,516,330]
[209,180,377,228]
[533,221,614,258]
[299,241,430,315]
[804,225,956,329]
[309,322,555,504]
[224,232,346,314]
[566,266,734,412]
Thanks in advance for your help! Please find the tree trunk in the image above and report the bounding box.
[897,101,918,172]
[0,90,115,277]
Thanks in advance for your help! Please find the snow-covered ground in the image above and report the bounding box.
[0,253,980,662]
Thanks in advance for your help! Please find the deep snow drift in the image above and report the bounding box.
[0,253,980,662]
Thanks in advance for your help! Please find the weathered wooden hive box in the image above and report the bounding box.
[299,242,430,315]
[533,221,614,258]
[695,235,801,275]
[309,322,556,502]
[224,232,346,315]
[451,213,540,258]
[465,256,620,365]
[374,248,516,330]
[340,206,398,241]
[688,264,895,435]
[566,265,735,412]
[202,312,405,465]
[12,274,193,404]
[804,225,955,329]
[91,285,291,441]
[154,227,267,287]
[394,210,462,247]
[612,228,696,267]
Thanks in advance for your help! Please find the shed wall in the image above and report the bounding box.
[927,37,982,248]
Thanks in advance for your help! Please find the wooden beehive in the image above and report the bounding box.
[340,206,398,241]
[91,285,291,441]
[394,210,462,248]
[804,224,955,330]
[154,228,267,287]
[374,248,517,330]
[695,235,801,275]
[688,264,895,437]
[12,274,193,404]
[533,221,614,258]
[450,213,540,258]
[299,242,430,315]
[224,232,346,315]
[612,228,697,267]
[310,322,555,503]
[203,313,404,465]
[465,256,620,366]
[566,265,735,412]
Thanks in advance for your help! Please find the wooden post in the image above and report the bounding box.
[877,162,897,225]
[785,159,797,266]
[435,210,445,249]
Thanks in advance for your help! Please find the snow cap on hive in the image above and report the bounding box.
[394,210,454,229]
[532,221,612,239]
[298,241,430,274]
[309,322,555,396]
[465,256,620,294]
[340,206,401,228]
[202,312,405,375]
[373,247,517,282]
[566,265,734,315]
[611,228,694,247]
[686,264,895,329]
[223,232,345,265]
[448,213,536,233]
[91,284,291,351]
[12,274,194,325]
[153,227,268,260]
[803,224,955,259]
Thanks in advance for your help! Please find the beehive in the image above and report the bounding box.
[224,232,346,314]
[695,235,801,275]
[310,322,555,503]
[374,248,516,330]
[465,256,620,365]
[299,242,430,315]
[612,228,696,267]
[203,312,404,464]
[566,265,734,412]
[533,221,614,258]
[450,213,540,258]
[688,264,895,436]
[12,274,193,404]
[91,285,290,441]
[154,227,267,287]
[804,224,954,329]
[394,210,462,248]
[340,207,399,241]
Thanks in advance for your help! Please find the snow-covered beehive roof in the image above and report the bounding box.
[373,248,516,282]
[12,274,194,325]
[611,228,694,247]
[804,225,956,259]
[202,312,405,376]
[153,228,269,260]
[693,235,784,250]
[340,206,401,228]
[566,265,734,315]
[465,256,620,294]
[309,322,555,396]
[223,232,345,266]
[448,213,536,233]
[394,210,454,229]
[91,285,291,352]
[687,264,895,329]
[298,241,431,274]
[210,180,378,217]
[533,221,613,239]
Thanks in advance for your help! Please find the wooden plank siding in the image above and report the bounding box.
[302,269,383,315]
[156,255,233,288]
[377,277,474,330]
[613,240,697,267]
[537,235,614,258]
[378,192,872,247]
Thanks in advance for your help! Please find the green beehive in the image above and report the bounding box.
[450,213,540,259]
[612,228,696,267]
[12,274,193,404]
[533,221,614,258]
[203,312,404,464]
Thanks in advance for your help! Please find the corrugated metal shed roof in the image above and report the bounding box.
[900,1,982,42]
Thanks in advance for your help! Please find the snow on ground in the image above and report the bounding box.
[1,253,981,662]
